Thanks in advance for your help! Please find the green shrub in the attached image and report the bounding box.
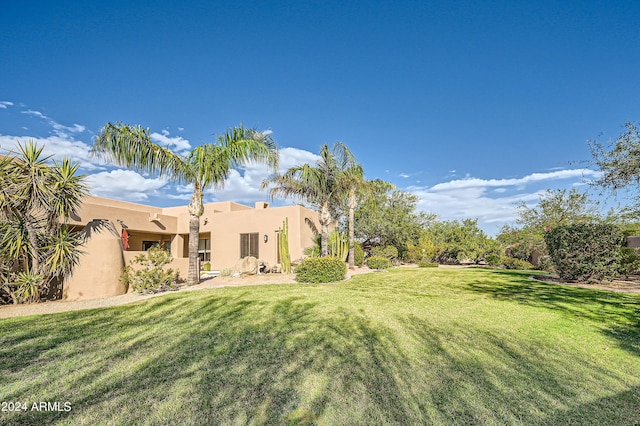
[508,242,533,262]
[503,257,534,270]
[618,247,640,278]
[354,242,365,267]
[544,223,624,282]
[534,255,555,272]
[295,257,346,283]
[484,254,504,266]
[367,256,391,270]
[417,260,438,268]
[371,245,399,260]
[406,234,439,263]
[121,247,179,293]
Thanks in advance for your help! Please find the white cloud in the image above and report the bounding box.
[21,109,46,119]
[150,129,191,153]
[0,101,13,109]
[407,168,600,234]
[51,122,85,136]
[399,173,410,178]
[277,146,320,171]
[429,169,599,192]
[19,109,87,138]
[0,134,101,170]
[86,170,168,201]
[207,147,320,204]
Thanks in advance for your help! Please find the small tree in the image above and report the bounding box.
[425,219,500,264]
[122,247,179,293]
[498,188,601,266]
[355,186,434,259]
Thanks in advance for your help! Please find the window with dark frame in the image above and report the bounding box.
[240,233,259,258]
[142,241,158,251]
[198,238,210,262]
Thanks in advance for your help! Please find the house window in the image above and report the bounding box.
[142,241,158,251]
[198,238,210,262]
[240,233,259,258]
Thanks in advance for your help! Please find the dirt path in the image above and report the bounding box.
[0,268,374,320]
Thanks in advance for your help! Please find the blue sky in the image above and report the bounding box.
[1,0,639,234]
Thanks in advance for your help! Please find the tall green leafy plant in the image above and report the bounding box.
[0,142,88,304]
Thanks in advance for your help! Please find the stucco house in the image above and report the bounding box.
[64,196,320,300]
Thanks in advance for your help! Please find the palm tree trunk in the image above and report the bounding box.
[320,202,331,257]
[348,188,356,269]
[187,185,204,285]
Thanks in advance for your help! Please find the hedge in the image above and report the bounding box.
[295,257,347,283]
[366,256,391,270]
[544,223,624,282]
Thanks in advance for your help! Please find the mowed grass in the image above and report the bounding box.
[1,268,639,425]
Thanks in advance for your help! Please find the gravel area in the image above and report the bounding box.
[0,267,375,319]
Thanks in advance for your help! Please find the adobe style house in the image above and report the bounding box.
[63,196,320,300]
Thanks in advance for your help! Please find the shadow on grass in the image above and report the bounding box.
[464,269,640,357]
[0,293,425,425]
[399,314,640,425]
[1,276,639,425]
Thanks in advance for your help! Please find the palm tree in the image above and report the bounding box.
[0,141,88,304]
[92,123,279,285]
[262,142,357,257]
[340,164,366,269]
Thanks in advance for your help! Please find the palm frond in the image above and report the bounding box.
[190,126,279,188]
[92,122,190,182]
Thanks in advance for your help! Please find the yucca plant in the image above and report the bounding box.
[0,142,88,304]
[13,270,46,304]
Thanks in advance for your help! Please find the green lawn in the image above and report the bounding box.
[1,268,639,425]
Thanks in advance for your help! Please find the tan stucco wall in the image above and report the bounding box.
[70,196,178,234]
[66,197,321,296]
[207,205,320,270]
[64,221,127,301]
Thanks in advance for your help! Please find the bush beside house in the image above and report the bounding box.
[295,257,347,283]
